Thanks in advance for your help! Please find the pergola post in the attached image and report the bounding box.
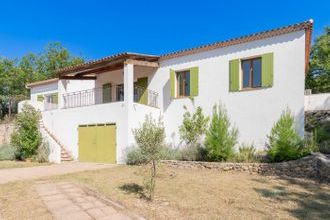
[58,79,66,109]
[123,63,134,107]
[123,63,135,148]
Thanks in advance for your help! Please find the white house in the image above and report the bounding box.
[23,20,313,164]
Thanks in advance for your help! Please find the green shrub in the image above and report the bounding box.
[267,109,313,162]
[11,104,42,160]
[234,144,257,163]
[126,147,147,165]
[313,122,330,154]
[159,145,181,160]
[0,144,17,160]
[204,104,238,161]
[180,144,206,161]
[179,106,209,145]
[126,145,180,165]
[303,132,319,154]
[318,141,330,154]
[35,141,50,163]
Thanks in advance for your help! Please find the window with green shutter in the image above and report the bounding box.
[170,67,199,98]
[229,53,273,92]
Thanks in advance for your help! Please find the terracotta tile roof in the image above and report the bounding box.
[26,78,58,88]
[160,19,313,61]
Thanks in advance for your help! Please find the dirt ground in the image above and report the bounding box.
[0,165,329,219]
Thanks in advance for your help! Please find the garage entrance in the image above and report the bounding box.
[78,123,116,164]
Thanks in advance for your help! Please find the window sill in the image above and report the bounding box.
[173,96,190,99]
[232,86,272,93]
[173,96,194,100]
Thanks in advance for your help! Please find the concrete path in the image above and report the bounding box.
[36,182,134,220]
[0,162,114,184]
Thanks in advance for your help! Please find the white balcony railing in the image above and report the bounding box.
[62,85,158,109]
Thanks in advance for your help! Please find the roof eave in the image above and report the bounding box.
[26,78,59,89]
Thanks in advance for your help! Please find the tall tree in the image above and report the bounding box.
[0,58,26,117]
[36,42,84,79]
[306,27,330,93]
[0,42,84,118]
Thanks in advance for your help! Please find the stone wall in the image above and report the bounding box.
[0,123,14,146]
[305,110,330,131]
[161,153,330,183]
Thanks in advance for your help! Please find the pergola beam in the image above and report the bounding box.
[59,58,159,79]
[124,59,159,68]
[60,75,97,80]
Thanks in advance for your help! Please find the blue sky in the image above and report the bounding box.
[0,0,329,61]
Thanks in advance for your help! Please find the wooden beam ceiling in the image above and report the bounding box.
[60,75,97,80]
[124,59,159,68]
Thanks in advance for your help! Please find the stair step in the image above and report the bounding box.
[39,120,74,162]
[61,159,73,161]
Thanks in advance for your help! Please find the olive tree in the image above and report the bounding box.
[132,114,165,200]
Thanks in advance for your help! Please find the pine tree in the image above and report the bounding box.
[204,104,238,161]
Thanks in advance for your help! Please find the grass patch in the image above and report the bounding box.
[0,160,50,169]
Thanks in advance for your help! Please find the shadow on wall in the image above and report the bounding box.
[295,107,305,137]
[162,79,171,112]
[253,176,330,219]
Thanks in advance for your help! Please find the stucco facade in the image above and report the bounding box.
[23,21,312,164]
[153,30,306,149]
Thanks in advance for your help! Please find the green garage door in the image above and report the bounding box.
[78,124,116,164]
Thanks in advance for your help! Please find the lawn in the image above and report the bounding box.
[0,165,329,219]
[0,160,50,169]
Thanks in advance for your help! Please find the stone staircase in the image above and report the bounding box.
[39,120,74,162]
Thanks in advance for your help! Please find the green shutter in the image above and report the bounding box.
[51,93,58,104]
[102,83,112,103]
[37,95,44,102]
[190,67,199,96]
[136,77,148,105]
[170,69,175,98]
[229,59,240,92]
[261,53,274,87]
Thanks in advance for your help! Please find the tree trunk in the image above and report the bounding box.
[8,99,11,118]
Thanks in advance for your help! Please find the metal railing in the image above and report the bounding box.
[62,85,158,109]
[134,86,158,108]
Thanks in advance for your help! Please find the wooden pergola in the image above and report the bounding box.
[57,52,159,80]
